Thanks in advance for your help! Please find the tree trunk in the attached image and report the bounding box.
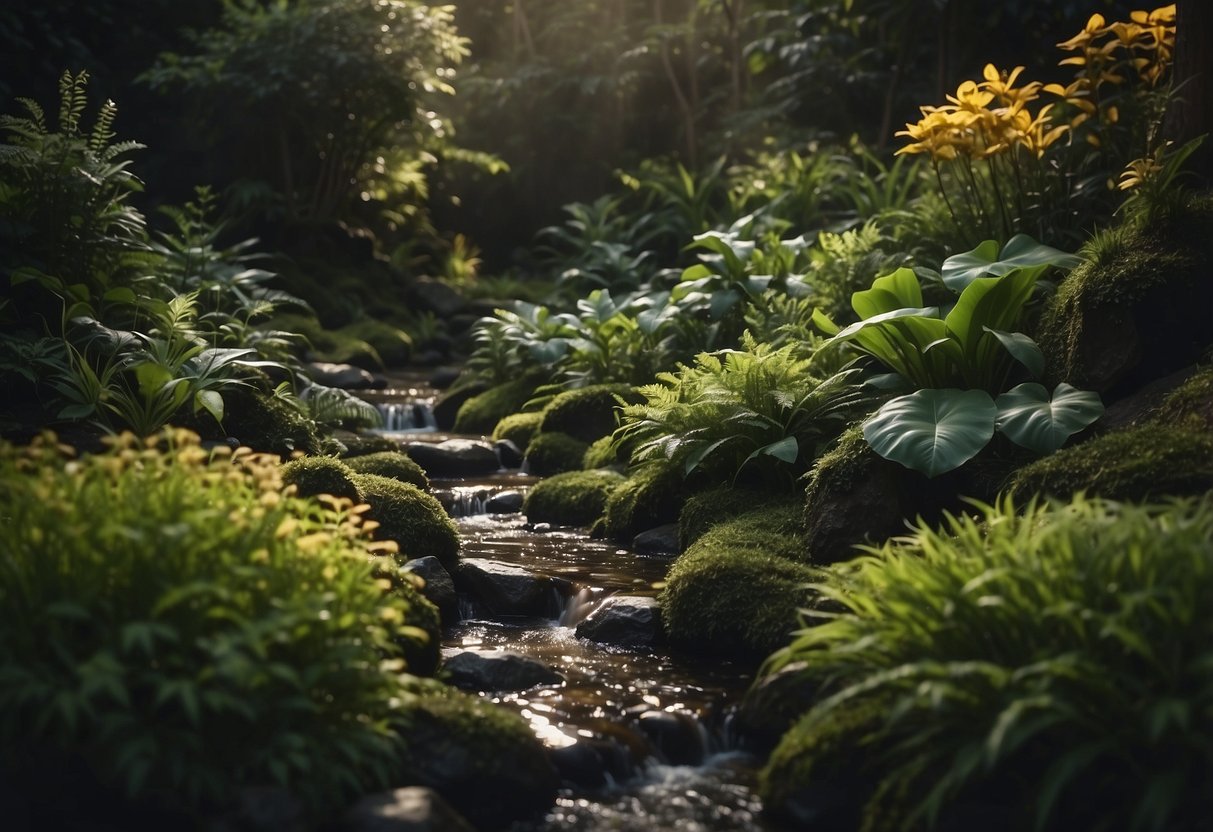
[1167,0,1213,185]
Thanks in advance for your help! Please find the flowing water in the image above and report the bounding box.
[365,374,774,831]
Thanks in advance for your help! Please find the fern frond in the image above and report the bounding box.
[302,384,383,429]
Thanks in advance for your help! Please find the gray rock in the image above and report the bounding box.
[632,523,681,557]
[305,361,377,390]
[634,710,708,766]
[456,559,558,617]
[428,367,462,390]
[338,787,474,832]
[405,439,500,477]
[406,277,466,318]
[575,595,663,648]
[494,438,524,469]
[444,650,564,692]
[485,489,525,514]
[402,556,458,624]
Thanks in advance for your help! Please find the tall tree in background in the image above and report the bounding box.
[1168,0,1213,181]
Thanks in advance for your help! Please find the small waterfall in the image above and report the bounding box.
[375,400,437,432]
[557,586,600,628]
[437,486,494,518]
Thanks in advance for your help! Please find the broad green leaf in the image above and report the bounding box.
[134,362,173,396]
[983,328,1045,378]
[942,235,1082,292]
[709,289,741,319]
[745,435,799,465]
[684,436,740,475]
[851,267,923,319]
[812,308,840,336]
[995,383,1104,453]
[863,389,997,477]
[195,390,224,424]
[945,268,1040,356]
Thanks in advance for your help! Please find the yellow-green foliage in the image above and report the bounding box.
[522,469,625,527]
[524,431,590,476]
[344,451,429,490]
[492,411,544,449]
[582,435,622,470]
[679,487,802,549]
[763,496,1213,831]
[602,463,686,542]
[454,377,541,434]
[281,455,362,502]
[0,431,417,813]
[539,384,638,443]
[1006,425,1213,503]
[661,513,817,662]
[353,473,460,570]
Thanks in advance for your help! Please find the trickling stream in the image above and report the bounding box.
[366,374,774,830]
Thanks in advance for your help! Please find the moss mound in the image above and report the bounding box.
[1006,425,1213,503]
[211,385,322,457]
[492,411,544,450]
[680,487,801,549]
[396,681,559,828]
[539,384,640,443]
[1037,200,1213,397]
[353,473,460,570]
[453,377,541,434]
[524,431,590,476]
[344,451,429,490]
[281,456,361,502]
[392,580,442,677]
[1150,367,1213,431]
[661,518,818,662]
[337,433,402,458]
[602,463,687,543]
[523,469,626,526]
[582,435,622,470]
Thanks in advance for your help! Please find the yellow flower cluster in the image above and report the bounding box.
[897,64,1066,161]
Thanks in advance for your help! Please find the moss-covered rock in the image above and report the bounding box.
[539,384,641,443]
[344,451,429,490]
[602,464,687,543]
[522,469,626,527]
[432,381,489,431]
[524,431,590,477]
[340,319,413,367]
[280,456,361,502]
[660,518,819,662]
[1037,200,1213,399]
[395,681,559,828]
[454,377,543,435]
[491,411,544,450]
[679,487,801,549]
[1005,425,1213,503]
[208,385,322,457]
[582,435,623,470]
[1150,366,1213,431]
[354,474,460,571]
[337,432,403,458]
[392,579,442,677]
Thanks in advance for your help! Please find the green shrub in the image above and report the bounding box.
[762,496,1213,831]
[582,435,623,470]
[344,451,429,490]
[194,384,322,457]
[281,455,362,502]
[679,487,802,549]
[1006,425,1213,503]
[524,431,590,477]
[602,463,686,543]
[661,517,818,662]
[340,319,413,367]
[522,469,625,526]
[453,377,542,434]
[492,411,544,449]
[539,384,638,443]
[353,474,460,571]
[0,431,418,814]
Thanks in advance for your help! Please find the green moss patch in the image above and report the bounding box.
[281,456,361,502]
[340,318,413,367]
[539,384,640,443]
[492,411,544,449]
[582,435,623,470]
[206,385,322,457]
[660,519,819,662]
[353,473,460,570]
[344,451,429,490]
[1006,425,1213,503]
[337,433,403,458]
[679,487,801,549]
[522,469,626,527]
[1150,367,1213,431]
[454,377,542,434]
[602,463,687,543]
[524,431,590,477]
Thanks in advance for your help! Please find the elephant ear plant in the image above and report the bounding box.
[814,235,1103,476]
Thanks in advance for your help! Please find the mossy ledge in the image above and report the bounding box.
[539,384,641,443]
[353,473,460,570]
[453,376,542,434]
[344,450,430,490]
[679,486,801,549]
[522,468,625,527]
[524,431,590,477]
[602,463,687,544]
[280,456,362,502]
[492,411,544,450]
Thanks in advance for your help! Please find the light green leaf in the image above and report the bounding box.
[864,389,997,477]
[942,235,1082,292]
[983,328,1045,378]
[995,383,1104,453]
[851,267,923,319]
[194,389,224,424]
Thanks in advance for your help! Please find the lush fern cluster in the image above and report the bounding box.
[763,495,1213,831]
[0,430,419,815]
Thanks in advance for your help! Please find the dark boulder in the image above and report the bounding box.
[443,650,564,692]
[405,439,500,478]
[575,596,663,649]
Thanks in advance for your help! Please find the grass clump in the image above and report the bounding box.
[524,431,590,476]
[522,469,625,527]
[762,496,1213,831]
[492,411,544,450]
[602,463,687,543]
[344,451,429,490]
[353,473,460,571]
[281,455,362,502]
[661,513,816,662]
[539,384,638,443]
[0,431,420,817]
[1006,424,1213,503]
[453,377,542,434]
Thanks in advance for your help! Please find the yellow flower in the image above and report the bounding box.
[1057,13,1108,52]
